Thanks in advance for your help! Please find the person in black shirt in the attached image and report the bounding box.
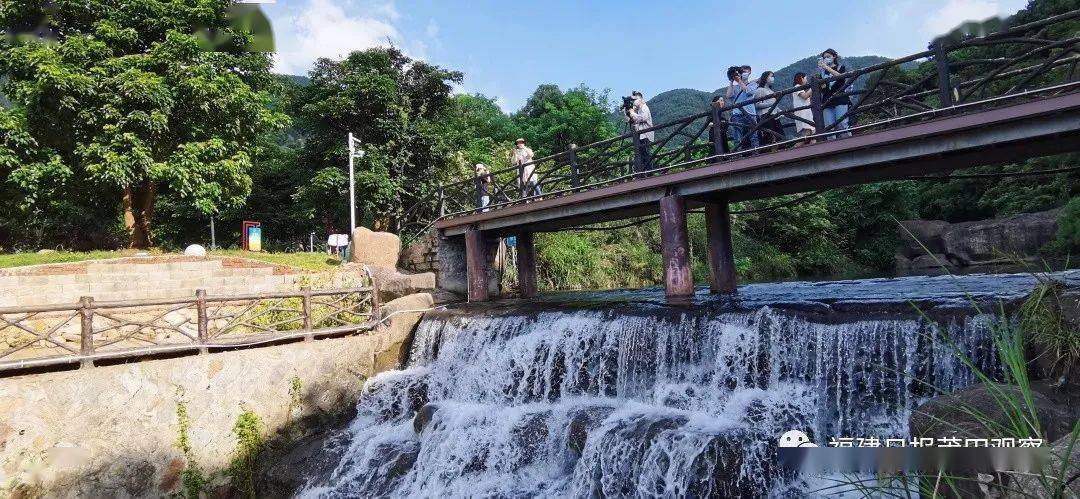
[817,48,852,139]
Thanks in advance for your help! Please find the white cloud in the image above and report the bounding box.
[923,0,1028,39]
[425,19,439,39]
[273,0,401,75]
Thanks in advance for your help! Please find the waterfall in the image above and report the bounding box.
[300,272,1076,497]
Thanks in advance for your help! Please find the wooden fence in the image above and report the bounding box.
[0,275,380,373]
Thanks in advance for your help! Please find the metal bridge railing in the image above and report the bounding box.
[403,9,1079,243]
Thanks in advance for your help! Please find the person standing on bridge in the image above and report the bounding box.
[818,49,852,140]
[791,72,816,146]
[626,91,655,175]
[475,163,492,210]
[512,138,540,198]
[753,71,785,148]
[726,66,760,151]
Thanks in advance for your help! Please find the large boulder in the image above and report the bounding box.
[898,220,950,257]
[368,266,436,303]
[942,209,1060,265]
[1007,433,1080,498]
[350,227,401,268]
[910,382,1077,444]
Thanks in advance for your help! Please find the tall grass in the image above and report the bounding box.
[815,226,1080,497]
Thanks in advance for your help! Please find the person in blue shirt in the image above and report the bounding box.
[725,65,760,151]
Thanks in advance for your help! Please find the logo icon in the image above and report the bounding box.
[779,430,818,448]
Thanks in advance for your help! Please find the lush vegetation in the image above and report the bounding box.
[1,0,1076,288]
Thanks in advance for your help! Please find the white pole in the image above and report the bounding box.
[348,132,357,234]
[210,217,216,250]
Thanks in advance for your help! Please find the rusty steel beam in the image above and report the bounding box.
[465,228,489,302]
[659,195,694,300]
[705,201,737,294]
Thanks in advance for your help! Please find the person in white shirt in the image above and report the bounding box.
[512,138,539,197]
[791,72,816,147]
[625,91,655,174]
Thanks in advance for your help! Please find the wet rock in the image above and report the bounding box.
[566,405,616,456]
[690,428,783,498]
[510,411,551,468]
[357,440,420,496]
[256,426,350,497]
[910,382,1077,443]
[413,403,439,434]
[358,371,429,424]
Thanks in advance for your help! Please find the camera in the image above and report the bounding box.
[727,66,742,82]
[622,95,635,115]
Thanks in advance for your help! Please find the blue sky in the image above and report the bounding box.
[262,0,1028,112]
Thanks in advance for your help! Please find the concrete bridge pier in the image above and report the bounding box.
[517,232,538,298]
[465,228,488,301]
[705,200,737,293]
[659,194,695,300]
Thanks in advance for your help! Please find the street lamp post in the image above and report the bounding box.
[347,132,366,234]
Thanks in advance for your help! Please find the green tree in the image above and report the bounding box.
[514,85,616,157]
[0,0,285,248]
[289,47,462,232]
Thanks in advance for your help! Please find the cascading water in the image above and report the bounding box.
[300,271,1079,497]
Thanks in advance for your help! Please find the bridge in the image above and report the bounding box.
[408,12,1080,302]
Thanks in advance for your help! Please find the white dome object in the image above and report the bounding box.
[184,244,207,257]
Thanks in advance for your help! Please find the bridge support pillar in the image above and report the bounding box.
[705,200,737,293]
[659,195,695,300]
[517,232,538,298]
[465,228,489,302]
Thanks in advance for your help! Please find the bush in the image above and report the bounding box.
[1048,195,1080,256]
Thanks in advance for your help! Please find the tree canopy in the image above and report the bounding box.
[0,0,285,248]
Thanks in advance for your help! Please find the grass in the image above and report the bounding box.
[0,249,343,272]
[0,249,161,268]
[212,250,343,272]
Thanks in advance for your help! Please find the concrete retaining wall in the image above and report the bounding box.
[0,293,434,497]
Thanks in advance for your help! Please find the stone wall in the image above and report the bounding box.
[400,232,503,299]
[0,256,329,307]
[0,293,433,497]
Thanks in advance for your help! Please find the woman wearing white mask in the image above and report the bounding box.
[817,48,852,139]
[753,71,784,147]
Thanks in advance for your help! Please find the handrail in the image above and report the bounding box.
[402,9,1080,240]
[0,280,382,374]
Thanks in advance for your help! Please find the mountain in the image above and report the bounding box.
[282,74,310,87]
[631,55,895,145]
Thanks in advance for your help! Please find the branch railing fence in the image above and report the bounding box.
[399,10,1080,245]
[0,269,380,373]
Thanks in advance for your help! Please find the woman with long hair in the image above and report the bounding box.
[818,48,852,139]
[791,72,816,147]
[753,71,784,148]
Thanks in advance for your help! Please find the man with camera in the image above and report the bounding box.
[624,91,654,174]
[725,65,760,151]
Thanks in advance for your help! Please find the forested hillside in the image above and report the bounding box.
[0,0,1076,289]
